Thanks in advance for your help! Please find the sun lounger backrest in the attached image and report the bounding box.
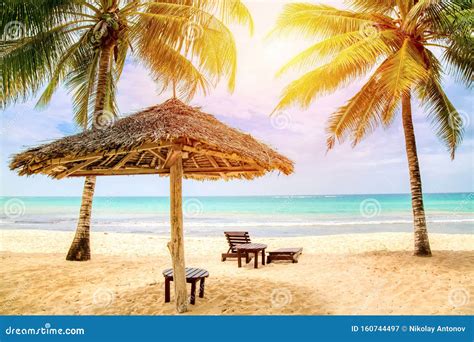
[224,231,251,252]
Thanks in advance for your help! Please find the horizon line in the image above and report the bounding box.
[0,191,472,198]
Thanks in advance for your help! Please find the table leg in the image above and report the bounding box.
[190,280,196,305]
[262,249,266,265]
[199,278,205,298]
[254,251,258,269]
[238,249,242,268]
[246,252,250,264]
[164,278,171,303]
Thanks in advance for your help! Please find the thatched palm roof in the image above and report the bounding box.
[10,99,294,180]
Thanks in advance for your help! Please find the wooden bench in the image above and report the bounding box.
[267,248,303,263]
[221,231,251,261]
[162,267,209,305]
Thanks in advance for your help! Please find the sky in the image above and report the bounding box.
[1,0,473,197]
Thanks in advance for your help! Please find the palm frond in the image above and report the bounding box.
[65,46,99,128]
[415,50,465,159]
[1,0,82,34]
[441,4,474,87]
[326,75,381,149]
[372,38,430,124]
[326,64,399,149]
[277,29,401,77]
[347,0,397,14]
[35,32,91,108]
[199,0,254,34]
[270,3,388,40]
[274,33,395,111]
[1,23,90,108]
[136,33,211,101]
[135,2,239,95]
[416,76,464,159]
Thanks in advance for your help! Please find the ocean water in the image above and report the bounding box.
[0,194,472,237]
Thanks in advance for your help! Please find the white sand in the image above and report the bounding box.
[0,229,473,315]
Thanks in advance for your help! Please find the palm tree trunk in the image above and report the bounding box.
[66,176,96,261]
[93,42,113,116]
[66,42,114,261]
[401,92,432,257]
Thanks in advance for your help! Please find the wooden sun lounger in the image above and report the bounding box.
[221,231,251,261]
[267,248,303,263]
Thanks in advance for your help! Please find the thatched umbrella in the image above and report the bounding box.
[10,98,294,312]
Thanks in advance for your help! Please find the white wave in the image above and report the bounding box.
[91,218,474,228]
[3,217,473,229]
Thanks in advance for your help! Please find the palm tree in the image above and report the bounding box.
[2,0,253,260]
[271,0,472,256]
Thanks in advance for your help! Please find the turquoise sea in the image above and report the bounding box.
[0,193,472,237]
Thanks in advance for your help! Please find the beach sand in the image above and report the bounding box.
[0,229,472,315]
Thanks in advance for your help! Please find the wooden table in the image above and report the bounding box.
[235,243,267,269]
[162,267,209,305]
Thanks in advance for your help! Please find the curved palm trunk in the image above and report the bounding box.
[66,176,96,260]
[66,42,114,261]
[401,92,432,257]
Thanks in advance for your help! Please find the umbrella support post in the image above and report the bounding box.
[168,152,188,313]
